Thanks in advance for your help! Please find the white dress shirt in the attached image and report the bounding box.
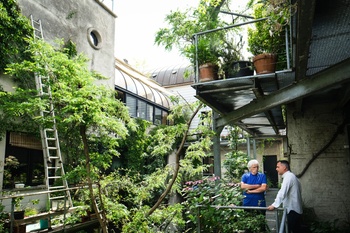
[272,171,303,214]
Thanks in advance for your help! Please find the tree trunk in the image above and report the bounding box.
[80,124,108,233]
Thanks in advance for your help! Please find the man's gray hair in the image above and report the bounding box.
[247,159,259,168]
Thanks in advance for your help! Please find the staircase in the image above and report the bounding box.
[30,15,73,211]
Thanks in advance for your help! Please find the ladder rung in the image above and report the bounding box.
[47,147,58,150]
[47,157,60,161]
[47,137,57,141]
[50,196,66,200]
[48,176,62,179]
[48,166,61,169]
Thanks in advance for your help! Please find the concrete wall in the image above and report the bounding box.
[18,0,116,89]
[286,102,350,223]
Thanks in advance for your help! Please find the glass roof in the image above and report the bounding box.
[115,58,173,109]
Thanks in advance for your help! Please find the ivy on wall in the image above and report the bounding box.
[0,0,33,74]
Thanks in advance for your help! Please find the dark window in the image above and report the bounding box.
[90,31,98,46]
[3,132,44,189]
[154,108,162,125]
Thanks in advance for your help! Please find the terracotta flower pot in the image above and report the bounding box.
[253,53,277,74]
[199,63,219,82]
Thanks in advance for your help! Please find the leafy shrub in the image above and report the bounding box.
[182,176,267,232]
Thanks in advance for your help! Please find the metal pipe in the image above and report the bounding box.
[193,18,268,37]
[247,137,251,158]
[219,10,255,19]
[194,34,199,83]
[285,28,290,69]
[279,208,288,233]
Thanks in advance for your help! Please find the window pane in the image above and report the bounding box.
[126,95,137,117]
[154,108,162,125]
[147,104,154,122]
[162,111,168,125]
[137,100,147,119]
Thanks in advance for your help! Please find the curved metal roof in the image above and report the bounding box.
[148,64,195,87]
[115,58,174,109]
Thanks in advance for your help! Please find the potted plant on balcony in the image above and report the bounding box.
[247,0,296,74]
[219,35,254,79]
[155,0,244,82]
[183,36,221,82]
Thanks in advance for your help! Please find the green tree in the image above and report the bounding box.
[5,39,134,233]
[0,0,33,81]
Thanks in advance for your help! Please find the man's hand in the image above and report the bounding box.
[267,205,275,211]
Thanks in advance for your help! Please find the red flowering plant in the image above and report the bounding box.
[182,176,246,232]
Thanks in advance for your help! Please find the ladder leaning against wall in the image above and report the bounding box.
[30,15,73,211]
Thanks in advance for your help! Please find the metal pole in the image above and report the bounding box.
[276,208,280,233]
[253,138,257,158]
[194,34,199,83]
[285,28,290,69]
[213,111,223,178]
[197,206,201,233]
[279,209,288,233]
[247,137,251,158]
[10,197,14,233]
[193,18,267,37]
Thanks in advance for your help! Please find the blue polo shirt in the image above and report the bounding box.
[241,172,267,207]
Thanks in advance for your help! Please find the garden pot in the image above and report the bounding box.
[253,53,277,74]
[40,218,49,229]
[199,63,219,82]
[225,60,254,78]
[14,210,25,220]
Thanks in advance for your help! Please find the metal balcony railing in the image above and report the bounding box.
[195,205,288,233]
[0,186,98,233]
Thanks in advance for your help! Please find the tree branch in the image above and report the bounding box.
[147,103,203,217]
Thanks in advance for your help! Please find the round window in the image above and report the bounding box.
[87,28,102,49]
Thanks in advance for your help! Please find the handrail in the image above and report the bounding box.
[0,185,94,233]
[195,204,287,233]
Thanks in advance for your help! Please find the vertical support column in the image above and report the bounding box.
[212,111,223,178]
[247,137,251,158]
[253,138,257,159]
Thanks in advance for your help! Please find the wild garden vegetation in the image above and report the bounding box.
[1,0,347,232]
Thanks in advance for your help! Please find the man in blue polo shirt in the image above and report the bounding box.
[241,159,268,232]
[241,159,268,209]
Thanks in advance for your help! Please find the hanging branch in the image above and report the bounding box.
[296,119,347,178]
[147,103,203,217]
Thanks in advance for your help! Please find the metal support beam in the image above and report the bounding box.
[212,111,223,178]
[216,58,350,128]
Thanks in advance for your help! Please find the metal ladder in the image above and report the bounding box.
[30,15,73,211]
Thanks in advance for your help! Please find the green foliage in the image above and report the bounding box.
[98,171,185,232]
[155,0,243,69]
[0,201,9,233]
[247,2,285,55]
[0,87,43,139]
[247,0,296,71]
[222,126,249,182]
[182,177,267,232]
[116,118,152,175]
[223,150,249,182]
[5,38,134,180]
[0,0,33,73]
